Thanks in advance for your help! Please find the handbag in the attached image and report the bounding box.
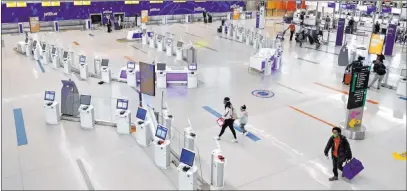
[216,118,224,127]
[342,158,364,180]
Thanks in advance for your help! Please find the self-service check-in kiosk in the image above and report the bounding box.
[211,148,225,188]
[233,25,238,40]
[176,41,184,60]
[26,38,32,57]
[51,47,59,69]
[185,14,191,23]
[40,43,50,65]
[187,64,198,89]
[157,35,164,52]
[44,91,60,125]
[62,51,71,74]
[149,32,156,48]
[166,38,173,56]
[79,55,88,80]
[184,127,196,151]
[78,95,95,129]
[253,35,259,49]
[154,125,170,169]
[116,99,131,134]
[227,24,233,39]
[237,27,244,42]
[142,29,148,45]
[94,57,102,77]
[16,37,28,55]
[126,61,137,87]
[178,148,198,190]
[101,59,111,83]
[32,40,40,60]
[246,30,252,45]
[135,107,149,147]
[157,63,167,89]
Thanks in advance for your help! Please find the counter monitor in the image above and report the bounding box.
[63,51,68,59]
[136,107,147,120]
[157,63,166,71]
[188,64,197,71]
[127,61,136,69]
[101,59,109,67]
[116,99,129,110]
[51,47,56,54]
[180,148,195,167]
[80,95,91,105]
[79,55,86,63]
[155,125,168,140]
[44,91,56,101]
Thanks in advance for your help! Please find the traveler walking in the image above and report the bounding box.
[368,56,387,90]
[288,22,296,41]
[239,105,249,135]
[215,97,238,143]
[324,127,352,181]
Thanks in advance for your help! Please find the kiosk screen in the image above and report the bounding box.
[44,91,55,101]
[80,95,91,105]
[25,38,28,43]
[157,63,166,71]
[33,40,37,47]
[127,61,136,69]
[157,35,162,41]
[116,99,129,110]
[51,47,56,54]
[42,43,46,50]
[101,59,109,67]
[136,107,147,120]
[188,64,197,70]
[155,125,168,140]
[180,148,195,167]
[79,55,86,63]
[63,51,68,59]
[177,42,183,47]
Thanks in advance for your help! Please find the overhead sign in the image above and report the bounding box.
[29,17,40,33]
[141,10,148,23]
[368,33,385,54]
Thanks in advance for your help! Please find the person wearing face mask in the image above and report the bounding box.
[215,97,238,143]
[324,127,352,181]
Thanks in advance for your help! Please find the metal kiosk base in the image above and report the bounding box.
[339,122,366,140]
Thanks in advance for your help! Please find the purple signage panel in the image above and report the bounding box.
[382,6,392,13]
[346,4,356,10]
[256,11,259,28]
[1,1,245,23]
[327,2,336,8]
[336,18,345,46]
[384,24,396,56]
[366,6,377,15]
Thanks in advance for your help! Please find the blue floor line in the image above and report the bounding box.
[202,106,261,142]
[13,108,28,146]
[37,60,45,73]
[399,97,407,101]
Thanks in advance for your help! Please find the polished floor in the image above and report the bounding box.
[1,18,406,190]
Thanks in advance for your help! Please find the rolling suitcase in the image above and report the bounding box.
[308,35,314,44]
[343,73,352,85]
[342,158,364,180]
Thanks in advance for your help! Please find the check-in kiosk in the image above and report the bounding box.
[51,47,59,69]
[78,95,95,129]
[184,127,196,151]
[237,27,244,42]
[157,63,167,89]
[62,51,71,74]
[211,148,225,188]
[135,107,149,146]
[187,64,198,89]
[61,79,80,117]
[32,40,40,61]
[185,14,191,23]
[79,55,88,80]
[149,32,156,48]
[233,25,238,40]
[246,30,252,45]
[41,43,50,65]
[253,34,259,49]
[25,38,32,57]
[176,41,184,60]
[166,38,173,56]
[101,59,111,83]
[94,57,102,77]
[227,24,233,39]
[157,34,164,52]
[142,29,148,45]
[44,91,60,125]
[116,99,131,134]
[126,61,137,87]
[178,148,198,190]
[154,125,170,169]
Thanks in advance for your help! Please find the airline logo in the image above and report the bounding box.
[150,8,160,12]
[44,12,57,17]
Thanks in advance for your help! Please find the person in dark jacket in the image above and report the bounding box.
[106,16,112,33]
[324,127,352,181]
[348,17,355,34]
[368,55,387,90]
[203,10,207,23]
[374,21,380,34]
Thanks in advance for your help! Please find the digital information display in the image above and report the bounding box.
[347,66,370,110]
[139,62,156,96]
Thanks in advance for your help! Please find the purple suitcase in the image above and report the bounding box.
[342,158,364,180]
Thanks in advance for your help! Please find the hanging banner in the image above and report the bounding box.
[336,18,345,46]
[141,10,148,23]
[29,17,40,33]
[327,2,335,8]
[368,33,385,54]
[384,24,397,56]
[232,8,240,20]
[382,6,392,13]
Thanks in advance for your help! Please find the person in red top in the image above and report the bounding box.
[324,127,352,181]
[287,22,296,41]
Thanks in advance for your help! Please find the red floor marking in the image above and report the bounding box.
[314,82,379,105]
[73,41,80,46]
[288,106,336,127]
[124,56,135,62]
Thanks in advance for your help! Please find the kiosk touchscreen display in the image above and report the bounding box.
[25,38,28,43]
[127,61,136,69]
[177,42,183,47]
[33,40,37,47]
[79,55,86,63]
[52,47,56,54]
[63,51,68,59]
[157,35,162,41]
[188,64,197,70]
[180,148,195,167]
[80,95,91,105]
[157,63,166,71]
[101,59,109,67]
[116,99,129,110]
[42,43,46,50]
[136,107,147,120]
[155,125,168,140]
[44,91,55,101]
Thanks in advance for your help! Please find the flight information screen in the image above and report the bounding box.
[139,62,156,96]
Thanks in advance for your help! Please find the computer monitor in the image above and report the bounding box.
[79,55,86,63]
[136,107,147,120]
[24,38,28,43]
[188,64,197,70]
[157,63,166,71]
[155,125,168,140]
[127,61,136,69]
[32,40,37,47]
[42,43,46,50]
[80,95,91,105]
[44,91,55,101]
[51,47,56,54]
[180,148,195,167]
[63,51,68,59]
[177,41,183,47]
[116,99,129,110]
[101,59,109,67]
[157,35,162,41]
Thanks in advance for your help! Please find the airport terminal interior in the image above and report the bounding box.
[1,0,407,190]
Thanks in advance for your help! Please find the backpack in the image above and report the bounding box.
[231,106,238,120]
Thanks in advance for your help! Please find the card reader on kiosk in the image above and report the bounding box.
[166,38,173,56]
[32,40,40,61]
[79,55,88,80]
[176,41,183,60]
[156,63,167,89]
[126,61,137,87]
[78,95,95,129]
[135,107,149,146]
[51,47,60,69]
[157,34,164,52]
[116,99,131,134]
[44,91,61,125]
[101,59,111,83]
[187,64,198,89]
[154,125,170,169]
[149,32,156,48]
[62,51,71,74]
[178,148,198,190]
